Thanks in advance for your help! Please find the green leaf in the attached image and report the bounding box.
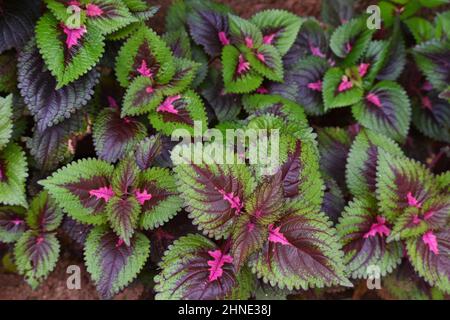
[161,57,201,95]
[174,159,255,239]
[14,231,60,289]
[85,226,150,299]
[249,206,352,290]
[330,17,374,67]
[35,12,105,88]
[435,11,450,39]
[26,191,63,232]
[419,0,449,8]
[115,26,175,88]
[404,17,435,43]
[346,129,403,200]
[0,94,13,150]
[337,197,403,279]
[148,90,208,136]
[323,67,363,110]
[0,143,28,208]
[139,167,183,230]
[106,196,140,246]
[39,158,115,225]
[413,39,450,92]
[122,76,165,117]
[406,228,450,294]
[222,45,263,94]
[244,44,284,82]
[352,81,411,142]
[154,234,236,300]
[228,14,263,48]
[85,0,137,35]
[376,151,437,222]
[0,206,26,243]
[250,9,303,55]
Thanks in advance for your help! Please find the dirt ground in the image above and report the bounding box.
[0,0,341,300]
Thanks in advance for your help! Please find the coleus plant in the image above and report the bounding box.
[0,0,449,301]
[40,147,184,298]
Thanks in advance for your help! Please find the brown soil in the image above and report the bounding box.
[0,253,145,300]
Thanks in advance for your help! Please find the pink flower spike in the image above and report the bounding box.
[422,96,432,110]
[247,222,255,232]
[345,42,352,53]
[422,230,439,255]
[218,31,230,46]
[217,189,243,214]
[137,60,153,78]
[307,80,323,92]
[115,238,124,248]
[268,224,290,246]
[89,186,114,202]
[237,54,250,75]
[157,95,181,114]
[407,192,422,208]
[68,1,81,6]
[412,214,421,225]
[12,219,23,226]
[86,3,103,17]
[263,33,276,45]
[256,86,269,94]
[358,63,370,77]
[245,37,254,48]
[36,236,45,245]
[310,45,326,58]
[363,216,391,239]
[146,86,154,94]
[424,210,434,221]
[107,96,118,109]
[135,189,153,205]
[338,76,353,92]
[256,52,265,63]
[207,250,233,282]
[63,25,87,49]
[366,93,382,108]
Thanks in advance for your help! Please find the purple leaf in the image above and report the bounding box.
[26,191,63,233]
[0,0,40,53]
[231,215,267,271]
[250,211,351,289]
[27,111,85,171]
[201,69,242,121]
[93,107,147,163]
[0,206,26,243]
[61,216,92,245]
[317,127,353,190]
[155,234,236,300]
[283,19,329,66]
[134,135,164,170]
[17,39,99,129]
[85,227,150,299]
[188,10,229,57]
